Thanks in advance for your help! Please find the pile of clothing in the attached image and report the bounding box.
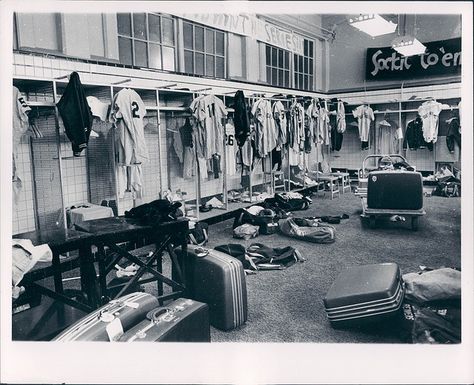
[215,243,305,273]
[400,267,461,344]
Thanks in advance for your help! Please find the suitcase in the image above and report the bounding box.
[367,170,423,210]
[183,244,247,330]
[323,263,404,326]
[52,292,159,341]
[118,298,210,342]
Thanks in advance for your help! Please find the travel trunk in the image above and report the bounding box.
[119,298,210,342]
[367,171,423,210]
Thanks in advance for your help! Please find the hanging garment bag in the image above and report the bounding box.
[182,244,248,331]
[52,292,159,341]
[118,298,210,342]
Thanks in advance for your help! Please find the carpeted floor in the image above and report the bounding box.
[204,192,461,343]
[19,192,461,343]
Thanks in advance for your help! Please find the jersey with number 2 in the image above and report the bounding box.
[111,88,148,164]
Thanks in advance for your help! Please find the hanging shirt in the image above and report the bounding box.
[336,100,346,134]
[418,100,444,143]
[251,98,277,157]
[272,101,287,148]
[317,103,331,146]
[306,99,318,144]
[352,104,374,142]
[13,86,31,149]
[110,88,148,165]
[86,96,110,122]
[191,94,227,159]
[225,121,238,175]
[377,120,403,155]
[110,88,148,197]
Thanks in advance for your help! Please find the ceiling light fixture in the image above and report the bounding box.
[392,35,426,56]
[348,14,397,37]
[391,15,426,57]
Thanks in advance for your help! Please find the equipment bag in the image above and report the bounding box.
[188,222,209,246]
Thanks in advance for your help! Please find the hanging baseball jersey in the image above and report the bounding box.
[272,101,287,147]
[352,104,374,142]
[418,100,444,143]
[12,86,31,204]
[110,88,148,164]
[110,88,148,197]
[317,103,331,146]
[251,98,277,157]
[13,86,31,149]
[336,100,346,134]
[306,99,319,144]
[377,120,403,154]
[225,121,238,175]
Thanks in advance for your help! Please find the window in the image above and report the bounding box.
[265,45,290,88]
[117,13,176,71]
[294,39,314,91]
[183,21,226,78]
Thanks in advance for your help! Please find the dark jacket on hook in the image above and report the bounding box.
[403,117,433,151]
[446,118,461,153]
[233,90,251,147]
[57,72,93,156]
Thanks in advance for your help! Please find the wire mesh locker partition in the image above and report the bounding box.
[13,79,64,234]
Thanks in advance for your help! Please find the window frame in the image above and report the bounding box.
[182,20,227,79]
[293,38,314,91]
[264,36,315,91]
[117,12,177,71]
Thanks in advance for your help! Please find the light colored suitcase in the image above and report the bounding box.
[52,292,159,341]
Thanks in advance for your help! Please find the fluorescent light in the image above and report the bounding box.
[349,14,397,37]
[392,36,426,56]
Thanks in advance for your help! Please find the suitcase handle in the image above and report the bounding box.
[146,308,168,321]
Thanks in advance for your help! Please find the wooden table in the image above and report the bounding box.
[13,228,96,312]
[75,216,189,306]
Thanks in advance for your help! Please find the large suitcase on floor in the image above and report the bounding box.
[183,245,247,330]
[118,298,210,342]
[52,292,159,341]
[323,263,404,327]
[367,170,423,210]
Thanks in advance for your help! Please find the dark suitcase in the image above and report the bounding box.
[367,170,423,210]
[52,292,159,341]
[118,298,210,342]
[183,244,247,330]
[323,263,404,326]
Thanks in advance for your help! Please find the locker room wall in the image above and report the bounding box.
[322,14,461,92]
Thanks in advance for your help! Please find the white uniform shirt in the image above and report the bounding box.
[225,121,238,175]
[272,101,287,147]
[111,88,148,164]
[12,86,31,149]
[418,100,444,143]
[352,104,375,142]
[251,98,277,157]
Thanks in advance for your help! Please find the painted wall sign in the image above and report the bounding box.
[176,13,305,55]
[366,38,461,80]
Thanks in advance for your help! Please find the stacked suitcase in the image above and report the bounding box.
[323,263,405,327]
[183,244,248,331]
